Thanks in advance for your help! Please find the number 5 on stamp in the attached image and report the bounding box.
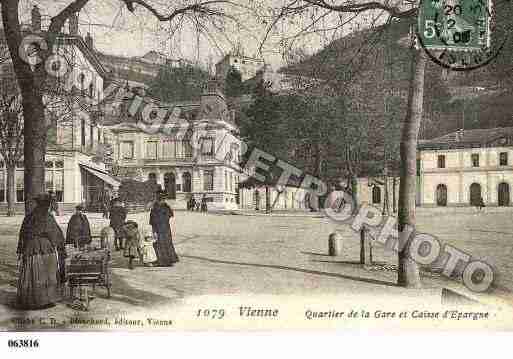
[418,0,491,50]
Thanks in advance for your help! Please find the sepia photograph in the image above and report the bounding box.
[0,0,512,345]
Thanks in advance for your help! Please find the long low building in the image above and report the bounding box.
[418,127,513,207]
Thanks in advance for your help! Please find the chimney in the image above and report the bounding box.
[31,5,41,32]
[69,13,79,35]
[85,32,94,49]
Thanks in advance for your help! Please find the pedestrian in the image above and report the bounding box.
[110,198,127,250]
[100,225,115,250]
[102,194,110,219]
[16,193,66,309]
[48,191,59,217]
[66,204,92,250]
[478,196,486,211]
[255,189,260,211]
[123,220,142,270]
[201,194,208,212]
[139,214,157,267]
[150,189,179,266]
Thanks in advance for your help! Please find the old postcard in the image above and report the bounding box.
[0,0,513,335]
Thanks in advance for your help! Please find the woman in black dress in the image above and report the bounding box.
[149,191,179,266]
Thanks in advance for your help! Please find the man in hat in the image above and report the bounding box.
[66,204,92,249]
[150,189,179,266]
[110,198,127,250]
[17,193,66,309]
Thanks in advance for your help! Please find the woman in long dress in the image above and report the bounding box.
[149,191,179,266]
[17,193,66,309]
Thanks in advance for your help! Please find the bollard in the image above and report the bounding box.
[360,228,373,265]
[328,232,343,256]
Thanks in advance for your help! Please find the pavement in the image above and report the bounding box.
[0,210,512,330]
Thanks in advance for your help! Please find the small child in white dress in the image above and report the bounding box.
[139,213,157,267]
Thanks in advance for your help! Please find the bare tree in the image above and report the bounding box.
[264,0,424,288]
[0,0,240,212]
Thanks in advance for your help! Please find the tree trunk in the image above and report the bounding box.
[265,185,271,214]
[6,164,16,216]
[21,91,47,213]
[397,49,427,288]
[392,177,397,213]
[271,190,283,210]
[1,5,48,213]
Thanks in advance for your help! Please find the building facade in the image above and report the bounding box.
[215,52,265,82]
[0,7,120,213]
[418,128,513,207]
[106,81,243,210]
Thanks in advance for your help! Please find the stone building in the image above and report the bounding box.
[418,127,513,207]
[0,7,120,212]
[215,51,265,82]
[106,81,243,210]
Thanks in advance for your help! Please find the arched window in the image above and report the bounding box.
[182,172,192,193]
[148,172,157,183]
[436,184,447,206]
[470,183,482,206]
[164,172,176,199]
[498,183,510,206]
[372,186,381,204]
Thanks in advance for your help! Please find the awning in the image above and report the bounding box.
[80,165,121,188]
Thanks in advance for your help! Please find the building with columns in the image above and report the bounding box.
[418,127,513,207]
[106,81,243,210]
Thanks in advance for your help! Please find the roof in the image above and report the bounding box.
[418,127,513,150]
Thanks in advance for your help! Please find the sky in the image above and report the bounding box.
[12,0,391,71]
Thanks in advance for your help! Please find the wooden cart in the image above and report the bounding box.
[66,237,111,310]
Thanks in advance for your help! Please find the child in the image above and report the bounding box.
[123,221,141,270]
[140,227,157,267]
[100,225,115,250]
[139,211,157,267]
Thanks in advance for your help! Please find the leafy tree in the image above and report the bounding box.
[224,66,243,97]
[149,64,210,102]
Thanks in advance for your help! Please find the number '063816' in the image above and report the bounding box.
[7,339,39,348]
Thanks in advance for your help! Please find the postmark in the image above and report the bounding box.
[417,0,510,70]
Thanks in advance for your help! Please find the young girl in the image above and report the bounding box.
[139,211,157,267]
[123,221,141,270]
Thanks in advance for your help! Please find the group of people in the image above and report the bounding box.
[15,189,179,310]
[186,194,208,212]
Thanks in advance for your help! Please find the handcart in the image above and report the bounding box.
[66,236,111,310]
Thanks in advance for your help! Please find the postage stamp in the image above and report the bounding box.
[1,0,513,347]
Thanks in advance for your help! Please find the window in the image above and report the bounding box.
[81,118,86,146]
[54,170,64,202]
[97,128,101,144]
[90,124,94,147]
[372,186,381,204]
[121,141,134,159]
[183,140,193,158]
[89,83,94,98]
[230,172,233,192]
[471,153,480,167]
[148,173,157,183]
[201,137,214,156]
[45,171,53,192]
[0,167,4,202]
[437,155,446,168]
[500,152,508,166]
[203,170,214,191]
[146,141,158,159]
[225,170,228,191]
[182,172,192,193]
[162,140,176,158]
[16,170,24,202]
